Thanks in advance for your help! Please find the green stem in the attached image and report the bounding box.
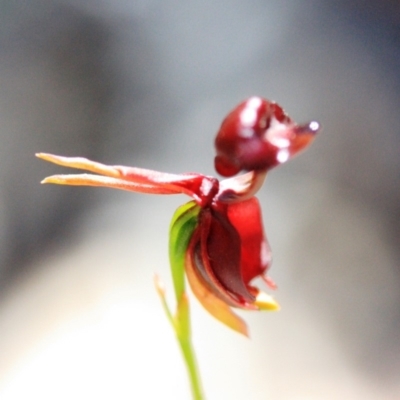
[154,276,204,400]
[178,335,203,400]
[154,202,205,398]
[169,202,205,398]
[175,294,204,400]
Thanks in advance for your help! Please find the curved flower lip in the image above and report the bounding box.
[215,119,319,175]
[214,97,320,177]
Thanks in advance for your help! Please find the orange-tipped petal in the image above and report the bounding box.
[41,173,178,194]
[36,153,121,178]
[36,152,190,186]
[185,248,249,337]
[36,153,215,200]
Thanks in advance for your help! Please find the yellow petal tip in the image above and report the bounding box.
[40,177,55,184]
[36,152,55,162]
[39,175,64,185]
[255,292,280,311]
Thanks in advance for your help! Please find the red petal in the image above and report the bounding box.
[198,207,256,305]
[36,153,219,204]
[185,232,249,335]
[214,97,319,176]
[226,197,271,284]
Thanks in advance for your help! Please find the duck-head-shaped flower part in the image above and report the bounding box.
[37,96,319,336]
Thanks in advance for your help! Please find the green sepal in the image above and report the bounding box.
[169,201,201,304]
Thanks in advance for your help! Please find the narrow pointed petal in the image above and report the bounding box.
[41,173,179,194]
[36,153,121,178]
[226,197,271,285]
[36,153,217,201]
[254,291,280,311]
[185,242,248,336]
[36,153,195,184]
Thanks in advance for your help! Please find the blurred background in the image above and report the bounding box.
[0,1,399,399]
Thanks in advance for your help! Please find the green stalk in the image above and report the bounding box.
[175,293,204,400]
[155,201,204,400]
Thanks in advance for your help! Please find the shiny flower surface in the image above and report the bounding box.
[37,97,319,336]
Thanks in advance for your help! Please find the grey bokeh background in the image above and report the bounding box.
[0,1,399,399]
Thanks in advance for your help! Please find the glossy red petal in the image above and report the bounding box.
[214,97,319,176]
[197,207,256,306]
[226,197,271,285]
[185,231,249,335]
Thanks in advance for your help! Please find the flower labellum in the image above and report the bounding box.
[37,96,319,336]
[215,96,319,176]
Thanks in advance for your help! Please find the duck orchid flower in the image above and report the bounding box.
[37,96,319,336]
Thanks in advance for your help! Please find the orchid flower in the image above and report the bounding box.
[37,97,319,399]
[37,96,319,336]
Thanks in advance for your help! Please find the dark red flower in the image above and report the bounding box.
[37,97,319,335]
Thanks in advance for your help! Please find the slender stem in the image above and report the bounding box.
[154,276,204,400]
[176,308,204,400]
[174,292,204,400]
